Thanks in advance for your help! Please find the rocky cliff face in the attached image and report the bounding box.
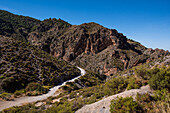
[35,22,168,75]
[0,10,169,76]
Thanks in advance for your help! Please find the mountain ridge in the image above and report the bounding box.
[0,10,169,76]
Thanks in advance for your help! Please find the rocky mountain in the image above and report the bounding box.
[0,10,169,76]
[0,10,170,113]
[0,36,80,93]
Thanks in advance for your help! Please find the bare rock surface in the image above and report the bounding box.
[76,85,152,113]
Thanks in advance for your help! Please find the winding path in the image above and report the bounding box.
[0,67,86,111]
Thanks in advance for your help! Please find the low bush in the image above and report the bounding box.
[25,82,49,96]
[14,89,25,97]
[0,92,12,100]
[149,66,170,90]
[136,89,170,113]
[110,97,143,113]
[2,103,39,113]
[126,78,142,90]
[135,64,150,80]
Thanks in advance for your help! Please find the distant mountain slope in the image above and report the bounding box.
[0,10,71,42]
[0,10,169,75]
[0,36,80,93]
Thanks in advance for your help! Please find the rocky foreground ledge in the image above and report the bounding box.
[76,85,152,113]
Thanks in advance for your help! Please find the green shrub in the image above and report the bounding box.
[136,93,153,103]
[69,91,78,99]
[45,101,74,113]
[14,89,25,97]
[136,90,170,112]
[0,75,5,79]
[26,82,43,91]
[42,85,51,90]
[110,97,143,113]
[149,66,170,90]
[0,92,12,100]
[135,64,149,80]
[126,78,142,90]
[105,77,127,93]
[2,103,39,113]
[25,82,49,96]
[152,89,170,102]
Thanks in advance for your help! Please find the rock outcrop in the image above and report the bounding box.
[76,85,152,113]
[0,10,169,75]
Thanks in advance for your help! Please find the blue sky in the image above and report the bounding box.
[0,0,170,50]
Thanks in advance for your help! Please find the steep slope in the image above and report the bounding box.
[0,10,71,42]
[0,10,40,41]
[0,36,80,93]
[0,10,169,76]
[28,22,169,75]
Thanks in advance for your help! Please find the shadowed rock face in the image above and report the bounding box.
[0,10,169,75]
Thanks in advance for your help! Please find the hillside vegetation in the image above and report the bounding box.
[0,36,80,96]
[110,65,170,113]
[2,55,169,112]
